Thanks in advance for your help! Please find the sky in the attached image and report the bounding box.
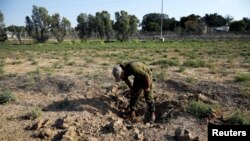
[0,0,249,27]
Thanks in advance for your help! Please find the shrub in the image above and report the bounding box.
[234,73,250,83]
[225,110,250,125]
[0,89,16,104]
[25,107,43,120]
[178,66,186,73]
[187,101,213,118]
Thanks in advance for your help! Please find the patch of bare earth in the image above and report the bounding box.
[0,70,248,141]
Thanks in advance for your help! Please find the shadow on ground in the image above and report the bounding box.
[43,96,119,116]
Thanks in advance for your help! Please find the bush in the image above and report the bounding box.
[187,101,213,118]
[25,107,43,120]
[177,66,186,73]
[234,73,250,83]
[0,89,16,104]
[225,110,250,125]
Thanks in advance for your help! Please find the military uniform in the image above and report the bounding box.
[120,61,155,113]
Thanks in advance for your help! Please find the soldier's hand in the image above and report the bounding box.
[111,84,119,93]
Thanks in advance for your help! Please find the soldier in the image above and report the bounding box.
[112,61,156,123]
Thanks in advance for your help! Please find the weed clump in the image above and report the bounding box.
[234,73,250,83]
[0,89,16,104]
[182,60,207,68]
[187,101,213,118]
[225,110,250,125]
[25,107,43,120]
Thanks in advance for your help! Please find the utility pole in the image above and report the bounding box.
[160,0,164,41]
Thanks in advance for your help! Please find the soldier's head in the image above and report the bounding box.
[112,66,123,82]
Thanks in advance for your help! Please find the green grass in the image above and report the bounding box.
[10,60,22,65]
[225,110,250,125]
[187,101,214,118]
[25,107,43,120]
[186,77,196,84]
[0,89,16,104]
[234,73,250,83]
[177,66,186,73]
[153,70,168,80]
[182,59,207,68]
[150,59,180,67]
[0,60,4,74]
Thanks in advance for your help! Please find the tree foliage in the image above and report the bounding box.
[114,11,139,41]
[99,11,113,41]
[25,5,52,43]
[230,20,246,32]
[95,11,113,41]
[75,13,88,39]
[51,13,71,43]
[141,13,177,32]
[180,14,203,34]
[203,13,227,27]
[180,14,200,29]
[6,25,25,44]
[243,18,250,31]
[0,11,7,42]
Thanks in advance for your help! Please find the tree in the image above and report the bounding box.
[25,5,52,43]
[95,11,113,41]
[242,17,250,31]
[0,11,7,42]
[180,14,200,29]
[224,15,234,25]
[87,14,96,37]
[180,14,203,34]
[184,20,202,34]
[95,12,105,40]
[114,11,129,41]
[128,15,139,37]
[114,11,139,41]
[141,13,178,32]
[51,13,71,43]
[230,20,246,32]
[203,13,227,27]
[141,13,168,32]
[6,25,25,44]
[75,13,88,39]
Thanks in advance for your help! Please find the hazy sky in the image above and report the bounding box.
[0,0,249,27]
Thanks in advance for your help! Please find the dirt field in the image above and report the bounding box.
[0,39,249,141]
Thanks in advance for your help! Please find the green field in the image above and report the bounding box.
[0,39,249,140]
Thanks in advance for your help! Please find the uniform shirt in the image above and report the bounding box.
[120,61,152,81]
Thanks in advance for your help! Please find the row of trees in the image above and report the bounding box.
[141,13,250,34]
[24,6,139,43]
[75,11,139,42]
[1,6,250,43]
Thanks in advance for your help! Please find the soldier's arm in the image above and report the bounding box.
[124,77,133,90]
[144,74,151,91]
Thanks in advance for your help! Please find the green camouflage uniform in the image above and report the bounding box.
[120,61,155,113]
